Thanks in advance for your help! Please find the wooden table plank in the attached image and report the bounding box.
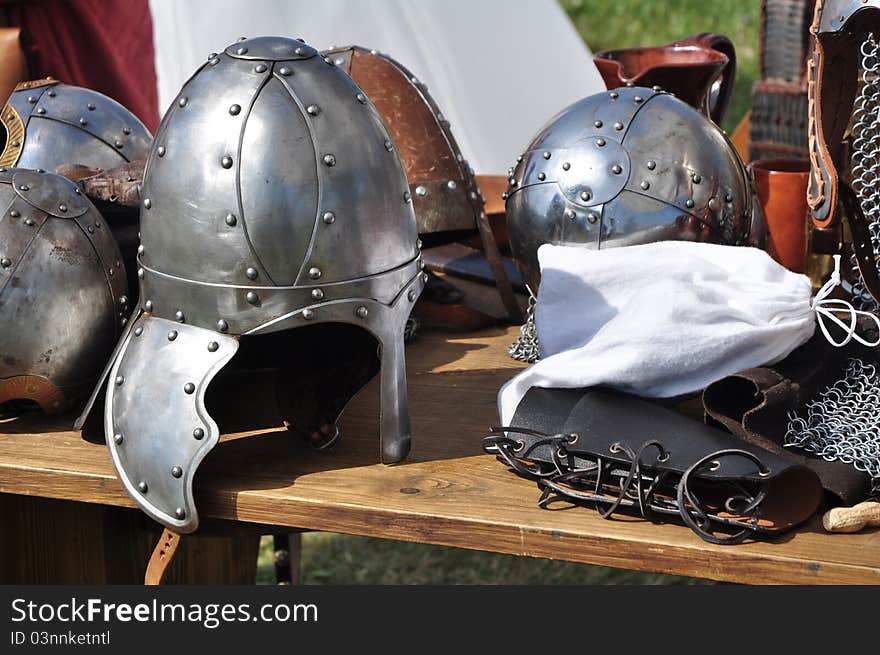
[1,327,879,584]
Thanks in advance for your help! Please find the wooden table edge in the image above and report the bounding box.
[3,461,876,585]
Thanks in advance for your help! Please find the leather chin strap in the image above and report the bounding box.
[477,209,523,323]
[839,181,880,302]
[144,529,181,585]
[807,5,860,227]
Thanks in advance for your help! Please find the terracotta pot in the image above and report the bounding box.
[749,158,811,273]
[594,32,736,125]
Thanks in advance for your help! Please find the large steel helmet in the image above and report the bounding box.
[506,86,764,290]
[0,169,129,414]
[77,36,425,533]
[0,78,152,172]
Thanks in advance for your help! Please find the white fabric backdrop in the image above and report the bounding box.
[148,0,605,174]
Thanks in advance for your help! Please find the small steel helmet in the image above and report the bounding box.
[0,169,129,414]
[76,36,425,533]
[505,86,765,290]
[0,78,152,172]
[323,44,521,320]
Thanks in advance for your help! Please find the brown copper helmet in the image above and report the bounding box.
[323,45,521,322]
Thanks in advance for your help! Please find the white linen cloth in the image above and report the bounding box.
[498,242,879,424]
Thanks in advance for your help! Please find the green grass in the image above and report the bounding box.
[255,0,758,586]
[256,533,710,585]
[562,0,761,133]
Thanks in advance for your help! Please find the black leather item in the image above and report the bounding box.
[422,243,526,292]
[702,326,875,506]
[840,182,880,302]
[484,387,823,545]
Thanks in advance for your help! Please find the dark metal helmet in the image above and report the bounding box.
[77,36,425,533]
[505,86,764,290]
[0,169,129,414]
[0,78,152,172]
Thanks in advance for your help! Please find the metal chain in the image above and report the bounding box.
[847,33,880,310]
[484,428,771,545]
[507,291,540,363]
[785,357,880,495]
[403,315,420,343]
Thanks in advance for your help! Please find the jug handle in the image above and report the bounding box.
[675,32,737,126]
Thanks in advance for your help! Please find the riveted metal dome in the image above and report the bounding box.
[138,36,420,332]
[0,78,152,172]
[0,168,129,414]
[77,36,426,535]
[506,86,763,290]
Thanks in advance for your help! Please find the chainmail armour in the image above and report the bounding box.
[785,358,880,495]
[508,291,540,363]
[809,36,880,497]
[848,34,880,309]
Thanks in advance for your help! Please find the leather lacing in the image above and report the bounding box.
[484,427,774,545]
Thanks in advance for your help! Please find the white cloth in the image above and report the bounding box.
[499,242,822,424]
[147,0,605,174]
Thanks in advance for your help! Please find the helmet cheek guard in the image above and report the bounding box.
[105,316,237,533]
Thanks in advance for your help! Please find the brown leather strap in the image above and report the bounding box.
[476,209,523,323]
[807,3,860,227]
[702,357,873,505]
[839,181,880,303]
[810,223,842,255]
[414,297,501,331]
[674,32,736,125]
[144,528,180,585]
[56,160,145,207]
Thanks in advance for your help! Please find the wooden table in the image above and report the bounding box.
[1,326,879,584]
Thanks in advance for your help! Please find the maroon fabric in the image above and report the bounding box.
[1,0,159,132]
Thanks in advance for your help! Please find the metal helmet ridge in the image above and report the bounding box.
[76,36,425,534]
[0,169,129,414]
[0,78,152,172]
[505,86,764,291]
